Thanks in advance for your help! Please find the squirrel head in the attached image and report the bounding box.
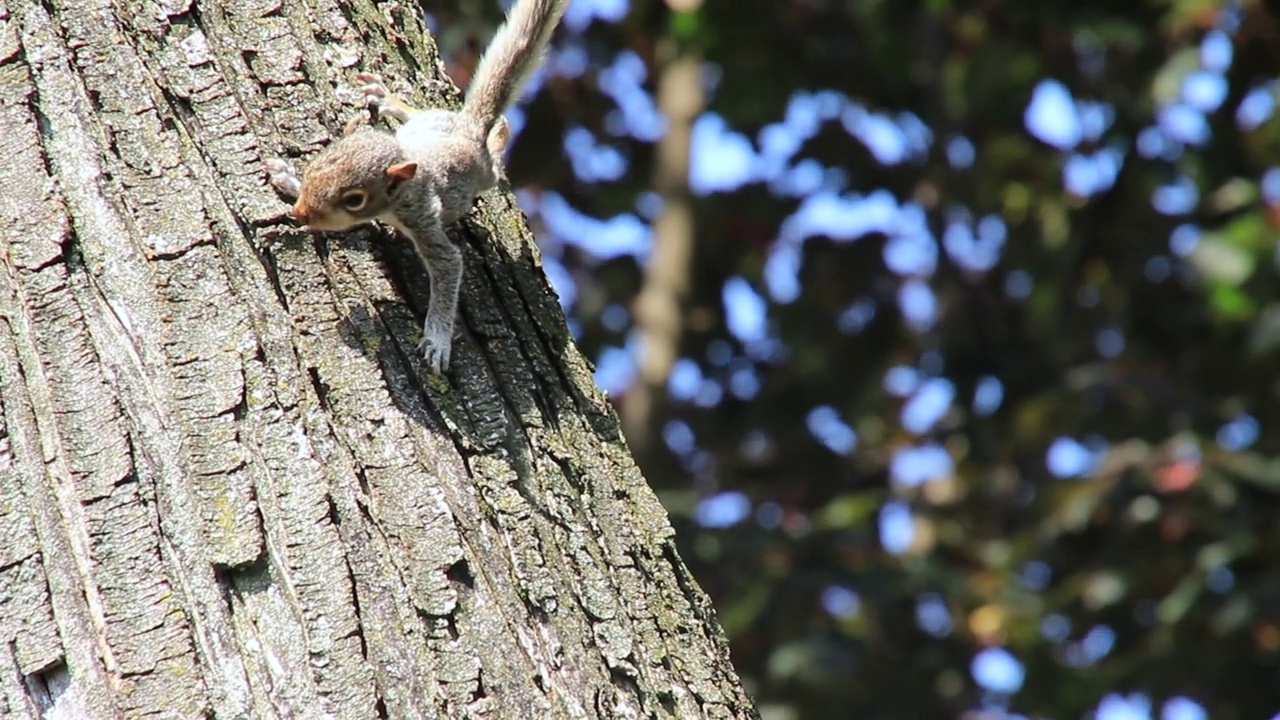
[292,131,418,230]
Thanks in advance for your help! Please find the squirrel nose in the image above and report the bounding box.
[292,201,311,225]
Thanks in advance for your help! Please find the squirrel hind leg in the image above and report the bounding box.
[486,117,511,179]
[355,72,423,123]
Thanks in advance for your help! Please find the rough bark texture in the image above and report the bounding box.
[0,0,755,717]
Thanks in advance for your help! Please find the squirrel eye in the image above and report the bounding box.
[340,190,367,212]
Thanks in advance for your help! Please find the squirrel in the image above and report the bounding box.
[266,0,569,373]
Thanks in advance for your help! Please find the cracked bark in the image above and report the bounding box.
[0,0,755,718]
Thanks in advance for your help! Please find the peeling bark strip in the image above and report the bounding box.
[0,0,756,717]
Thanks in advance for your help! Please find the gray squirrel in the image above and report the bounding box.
[267,0,569,373]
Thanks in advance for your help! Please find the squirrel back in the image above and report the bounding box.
[463,0,569,131]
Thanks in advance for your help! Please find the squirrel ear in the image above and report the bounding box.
[387,162,418,182]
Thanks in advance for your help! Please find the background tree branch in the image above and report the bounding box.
[0,0,754,716]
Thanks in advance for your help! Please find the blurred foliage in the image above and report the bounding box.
[429,0,1280,717]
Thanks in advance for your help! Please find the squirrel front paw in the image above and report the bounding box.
[265,158,301,200]
[417,325,453,374]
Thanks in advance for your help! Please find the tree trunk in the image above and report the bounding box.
[0,0,754,718]
[625,39,702,464]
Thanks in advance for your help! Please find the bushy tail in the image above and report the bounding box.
[463,0,568,131]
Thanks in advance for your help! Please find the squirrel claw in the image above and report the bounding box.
[417,332,452,374]
[355,74,390,109]
[353,72,421,122]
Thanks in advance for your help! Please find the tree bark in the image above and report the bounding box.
[0,0,754,718]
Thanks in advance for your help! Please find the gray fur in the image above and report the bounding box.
[269,0,567,373]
